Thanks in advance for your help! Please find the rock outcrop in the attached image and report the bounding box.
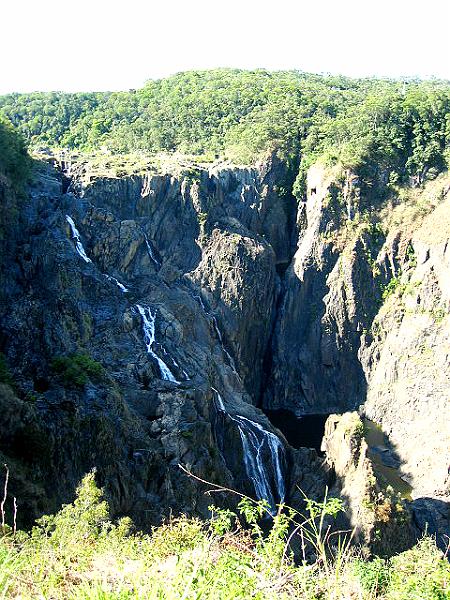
[0,152,448,548]
[323,412,414,556]
[0,155,323,528]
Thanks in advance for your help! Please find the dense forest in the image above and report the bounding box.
[1,69,449,193]
[0,115,31,187]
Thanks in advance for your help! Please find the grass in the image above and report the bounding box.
[0,471,448,599]
[32,149,218,183]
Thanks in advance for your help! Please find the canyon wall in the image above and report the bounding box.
[0,155,448,544]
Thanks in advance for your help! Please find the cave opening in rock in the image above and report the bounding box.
[265,409,330,453]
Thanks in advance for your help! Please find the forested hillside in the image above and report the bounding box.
[0,116,30,186]
[1,70,449,190]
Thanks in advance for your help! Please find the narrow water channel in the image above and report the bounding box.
[363,418,413,500]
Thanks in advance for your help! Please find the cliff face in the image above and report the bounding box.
[0,155,448,544]
[263,165,379,415]
[0,155,324,527]
[265,163,449,495]
[360,199,450,498]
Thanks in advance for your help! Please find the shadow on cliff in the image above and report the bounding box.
[365,419,450,552]
[332,417,450,556]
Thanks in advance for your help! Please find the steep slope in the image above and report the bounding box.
[0,154,325,528]
[263,163,449,545]
[0,144,448,549]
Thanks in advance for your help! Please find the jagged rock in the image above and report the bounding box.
[411,497,450,552]
[190,226,276,399]
[322,412,415,556]
[0,156,303,528]
[263,164,378,414]
[361,204,450,498]
[1,153,449,549]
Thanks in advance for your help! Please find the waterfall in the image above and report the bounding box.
[211,387,226,412]
[105,275,129,293]
[65,215,92,263]
[135,305,179,383]
[236,415,286,506]
[193,295,236,370]
[211,315,235,367]
[142,231,160,267]
[212,389,285,513]
[231,415,276,510]
[170,356,190,381]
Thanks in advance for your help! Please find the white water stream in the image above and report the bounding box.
[105,275,129,293]
[136,305,179,383]
[65,215,92,263]
[213,389,285,513]
[143,231,160,267]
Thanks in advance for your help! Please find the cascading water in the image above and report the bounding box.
[142,231,160,267]
[105,275,129,293]
[212,387,226,412]
[170,356,190,381]
[65,215,92,263]
[193,295,236,370]
[211,315,235,367]
[236,415,286,506]
[135,304,179,383]
[212,389,286,514]
[66,216,130,293]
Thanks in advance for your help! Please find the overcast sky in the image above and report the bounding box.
[1,0,449,93]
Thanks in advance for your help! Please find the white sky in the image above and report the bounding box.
[1,0,449,94]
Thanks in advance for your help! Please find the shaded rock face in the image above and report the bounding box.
[361,218,450,498]
[264,165,449,502]
[260,164,450,544]
[263,165,380,415]
[0,156,327,528]
[0,154,448,544]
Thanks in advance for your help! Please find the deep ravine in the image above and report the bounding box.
[0,154,448,553]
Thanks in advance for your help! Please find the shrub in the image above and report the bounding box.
[353,556,391,595]
[0,354,14,387]
[50,352,105,387]
[387,536,450,600]
[1,472,449,599]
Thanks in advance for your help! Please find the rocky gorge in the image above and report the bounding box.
[0,151,448,555]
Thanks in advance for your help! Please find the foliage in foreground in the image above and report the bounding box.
[0,472,448,599]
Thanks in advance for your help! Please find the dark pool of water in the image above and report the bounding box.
[265,409,329,452]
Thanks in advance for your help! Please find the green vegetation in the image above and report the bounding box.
[0,472,448,599]
[0,354,14,388]
[50,353,105,387]
[0,115,31,187]
[1,70,449,193]
[381,275,404,300]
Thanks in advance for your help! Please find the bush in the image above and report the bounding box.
[50,353,105,387]
[0,353,14,387]
[353,556,391,595]
[0,115,31,187]
[387,537,450,600]
[0,472,449,599]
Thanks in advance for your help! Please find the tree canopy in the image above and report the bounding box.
[0,115,31,186]
[1,69,449,191]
